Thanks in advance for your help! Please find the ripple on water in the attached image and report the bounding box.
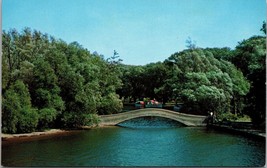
[2,123,265,167]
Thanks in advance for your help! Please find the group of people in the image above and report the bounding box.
[147,99,160,105]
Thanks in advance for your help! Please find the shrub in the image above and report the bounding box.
[17,108,39,133]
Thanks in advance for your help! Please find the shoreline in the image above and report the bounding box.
[2,129,83,144]
[2,124,265,143]
[210,124,266,140]
[2,129,68,139]
[1,125,112,143]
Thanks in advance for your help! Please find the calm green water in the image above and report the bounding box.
[2,117,265,167]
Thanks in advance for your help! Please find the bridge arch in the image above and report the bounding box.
[99,108,207,126]
[115,115,188,126]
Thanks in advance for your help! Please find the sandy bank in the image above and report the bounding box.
[2,129,66,138]
[2,129,82,143]
[1,126,111,143]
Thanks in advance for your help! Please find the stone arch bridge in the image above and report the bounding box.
[99,108,207,126]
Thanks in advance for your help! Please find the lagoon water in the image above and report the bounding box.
[2,117,265,167]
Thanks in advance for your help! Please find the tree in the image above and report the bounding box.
[30,57,65,129]
[162,48,249,116]
[232,35,266,124]
[143,62,168,102]
[117,64,146,102]
[260,21,266,35]
[2,80,38,133]
[186,37,197,49]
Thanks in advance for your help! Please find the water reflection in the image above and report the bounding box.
[2,124,265,166]
[117,116,185,128]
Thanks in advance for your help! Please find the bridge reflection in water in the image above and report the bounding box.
[99,108,207,127]
[117,116,186,128]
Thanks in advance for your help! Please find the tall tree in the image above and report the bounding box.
[163,49,249,116]
[232,35,266,124]
[2,81,38,133]
[261,21,266,35]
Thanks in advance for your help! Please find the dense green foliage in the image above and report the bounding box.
[117,62,169,102]
[119,49,250,117]
[2,28,122,133]
[2,80,38,133]
[2,23,265,133]
[165,49,250,116]
[231,36,266,124]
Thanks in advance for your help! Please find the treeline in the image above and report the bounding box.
[118,23,266,125]
[118,49,250,118]
[2,23,265,133]
[2,28,123,133]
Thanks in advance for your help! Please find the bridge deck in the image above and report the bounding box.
[99,108,207,126]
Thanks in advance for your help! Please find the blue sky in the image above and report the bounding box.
[3,0,266,65]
